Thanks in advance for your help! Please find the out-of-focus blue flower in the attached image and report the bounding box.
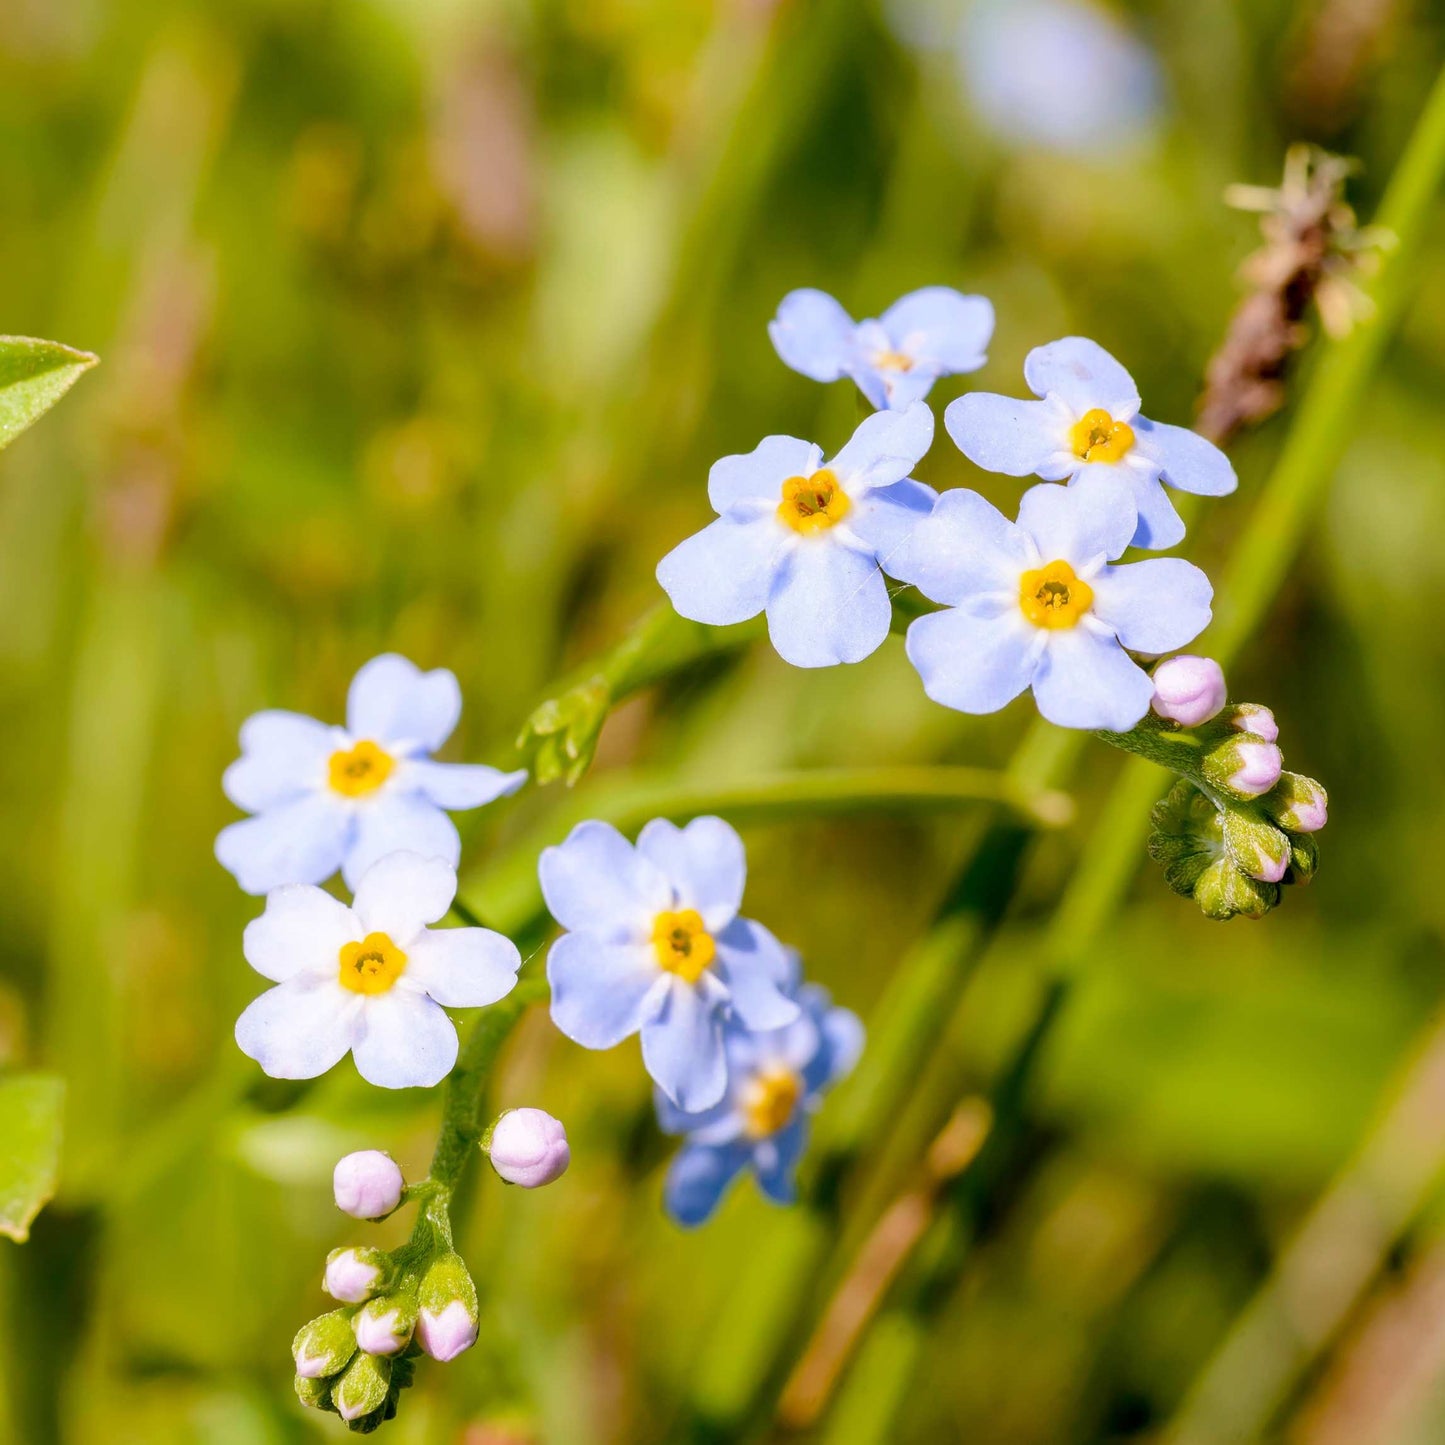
[769,287,993,411]
[656,404,936,669]
[946,337,1236,550]
[956,0,1164,157]
[895,481,1212,731]
[657,967,863,1228]
[216,654,527,894]
[541,817,800,1112]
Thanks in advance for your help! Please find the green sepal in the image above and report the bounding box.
[294,1374,336,1412]
[333,1350,391,1424]
[1220,809,1292,883]
[292,1308,357,1380]
[516,676,610,786]
[1193,856,1280,920]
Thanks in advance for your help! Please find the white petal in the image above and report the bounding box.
[1016,480,1135,567]
[405,927,521,1008]
[906,607,1040,715]
[235,978,360,1080]
[346,654,461,753]
[1031,629,1155,731]
[1090,558,1213,654]
[243,885,361,983]
[944,394,1071,478]
[708,435,819,514]
[401,760,527,810]
[215,793,352,895]
[223,711,333,812]
[351,852,457,944]
[350,990,459,1089]
[1024,337,1141,417]
[342,796,461,892]
[765,539,891,668]
[538,819,672,941]
[636,816,745,933]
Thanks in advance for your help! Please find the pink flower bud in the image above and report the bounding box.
[417,1300,479,1363]
[324,1247,387,1304]
[1151,655,1227,727]
[487,1108,570,1189]
[1229,741,1284,798]
[1229,703,1278,743]
[353,1295,416,1357]
[333,1150,404,1220]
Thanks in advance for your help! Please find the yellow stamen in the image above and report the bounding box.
[742,1066,802,1138]
[1019,559,1094,630]
[777,468,851,535]
[338,931,407,995]
[1069,407,1134,463]
[328,739,395,798]
[651,908,715,985]
[873,349,914,372]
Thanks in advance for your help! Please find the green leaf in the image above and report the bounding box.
[0,336,97,452]
[0,1072,65,1242]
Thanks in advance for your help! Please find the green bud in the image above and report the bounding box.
[416,1253,480,1361]
[1193,856,1280,921]
[517,677,610,787]
[292,1308,357,1380]
[1221,810,1292,884]
[1262,771,1329,834]
[332,1349,391,1424]
[294,1374,336,1412]
[1149,780,1223,897]
[1201,731,1284,800]
[1285,830,1320,885]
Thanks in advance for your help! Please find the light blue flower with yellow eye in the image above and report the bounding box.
[946,337,1236,551]
[656,404,936,669]
[657,968,863,1228]
[895,481,1213,732]
[541,817,800,1113]
[770,286,993,411]
[216,655,527,896]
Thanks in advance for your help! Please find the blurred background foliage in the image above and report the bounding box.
[1,0,1444,1440]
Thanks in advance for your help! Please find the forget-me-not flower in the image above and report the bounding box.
[235,851,521,1088]
[656,404,936,668]
[657,967,863,1228]
[769,286,993,411]
[217,653,527,895]
[895,481,1212,731]
[946,337,1236,550]
[540,816,799,1112]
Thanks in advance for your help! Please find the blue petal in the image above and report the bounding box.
[1131,416,1237,497]
[880,287,994,372]
[657,517,783,628]
[708,435,820,515]
[844,360,894,410]
[641,977,728,1111]
[768,289,856,382]
[1023,337,1140,417]
[343,794,461,891]
[714,918,801,1031]
[235,976,359,1080]
[848,479,938,579]
[636,815,746,933]
[546,932,660,1049]
[828,402,935,494]
[765,539,891,668]
[538,819,672,940]
[944,394,1072,478]
[1031,629,1154,731]
[754,1117,809,1203]
[346,654,460,753]
[906,607,1039,715]
[1016,480,1135,566]
[663,1142,751,1227]
[1091,558,1213,654]
[216,792,351,894]
[806,1002,865,1093]
[351,989,459,1089]
[403,760,528,810]
[891,488,1030,605]
[1111,470,1186,551]
[223,710,334,812]
[654,1083,736,1139]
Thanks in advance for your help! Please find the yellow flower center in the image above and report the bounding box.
[651,908,715,985]
[1069,407,1135,463]
[328,739,395,798]
[873,349,914,372]
[338,931,407,995]
[777,468,851,535]
[741,1066,802,1138]
[1019,559,1094,630]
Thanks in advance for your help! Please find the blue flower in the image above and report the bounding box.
[946,337,1236,550]
[657,968,863,1228]
[656,404,937,668]
[895,481,1213,731]
[216,654,527,895]
[540,817,800,1112]
[769,286,993,411]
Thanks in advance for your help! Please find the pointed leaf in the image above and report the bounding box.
[0,336,98,451]
[0,1072,65,1242]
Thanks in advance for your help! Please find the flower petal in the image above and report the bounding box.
[352,851,457,944]
[1023,337,1141,417]
[663,1142,751,1227]
[538,819,672,940]
[806,997,865,1093]
[351,990,458,1089]
[216,793,352,895]
[890,487,1030,604]
[768,288,856,381]
[642,978,728,1111]
[404,927,520,1008]
[546,932,661,1048]
[1031,629,1154,731]
[401,759,527,811]
[827,402,935,494]
[765,539,891,668]
[1090,558,1213,653]
[343,796,461,891]
[235,977,359,1080]
[1016,479,1135,566]
[346,654,461,753]
[754,1117,809,1203]
[243,884,361,983]
[846,479,938,579]
[881,287,994,371]
[713,918,801,1030]
[1111,470,1186,551]
[708,435,820,514]
[906,606,1039,715]
[944,394,1072,478]
[636,816,746,933]
[1131,416,1237,496]
[223,711,333,812]
[657,517,785,628]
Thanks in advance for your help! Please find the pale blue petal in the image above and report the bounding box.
[708,435,820,514]
[636,816,745,933]
[845,360,893,410]
[664,1142,751,1227]
[880,287,994,371]
[351,851,456,943]
[866,362,943,411]
[538,819,671,940]
[945,393,1072,479]
[243,884,360,983]
[1016,480,1135,565]
[906,607,1039,715]
[642,978,728,1111]
[714,918,801,1031]
[216,793,352,894]
[351,989,458,1089]
[223,711,333,811]
[827,402,935,494]
[769,289,856,381]
[1031,629,1154,731]
[346,654,461,753]
[657,517,784,628]
[343,796,460,891]
[1113,471,1186,551]
[547,932,660,1048]
[847,479,938,578]
[754,1117,809,1203]
[807,1001,865,1093]
[654,1084,736,1140]
[1131,416,1237,497]
[889,487,1029,604]
[405,928,520,1008]
[1091,558,1213,653]
[1024,337,1140,417]
[235,977,360,1080]
[403,760,527,810]
[765,539,891,668]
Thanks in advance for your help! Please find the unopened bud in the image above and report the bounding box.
[1263,772,1328,834]
[324,1246,390,1304]
[416,1253,480,1362]
[333,1150,405,1220]
[354,1292,417,1357]
[1285,831,1320,885]
[1204,734,1283,800]
[332,1349,391,1423]
[292,1308,357,1380]
[1151,655,1227,727]
[1224,702,1278,744]
[294,1374,335,1412]
[486,1108,570,1189]
[1193,857,1279,921]
[1221,810,1291,884]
